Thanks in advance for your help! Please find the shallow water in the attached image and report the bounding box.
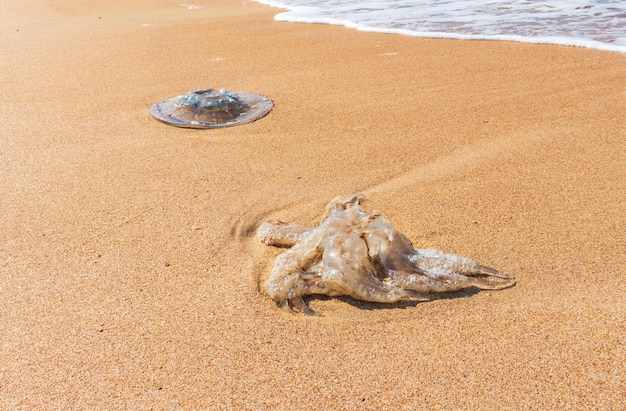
[254,0,626,52]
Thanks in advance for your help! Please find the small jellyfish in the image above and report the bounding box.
[150,88,273,129]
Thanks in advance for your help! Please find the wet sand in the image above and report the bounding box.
[1,0,624,408]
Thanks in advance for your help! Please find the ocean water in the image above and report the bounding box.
[253,0,626,53]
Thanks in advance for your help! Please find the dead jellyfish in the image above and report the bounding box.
[150,88,273,129]
[258,195,516,314]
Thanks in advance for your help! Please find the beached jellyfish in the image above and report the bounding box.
[150,88,273,128]
[258,195,515,314]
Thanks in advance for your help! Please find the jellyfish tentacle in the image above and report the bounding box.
[408,248,516,290]
[388,270,472,293]
[460,267,516,290]
[287,296,317,315]
[257,221,312,248]
[471,264,512,279]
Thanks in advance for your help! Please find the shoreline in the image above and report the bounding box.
[1,0,624,408]
[254,0,626,54]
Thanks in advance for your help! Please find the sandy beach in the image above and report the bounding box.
[1,0,625,408]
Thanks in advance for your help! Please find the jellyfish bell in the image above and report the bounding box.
[150,88,273,129]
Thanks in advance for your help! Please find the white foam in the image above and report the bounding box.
[254,0,626,53]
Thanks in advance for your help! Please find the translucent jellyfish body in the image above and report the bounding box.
[258,195,515,314]
[151,88,273,129]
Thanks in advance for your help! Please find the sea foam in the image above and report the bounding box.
[254,0,626,53]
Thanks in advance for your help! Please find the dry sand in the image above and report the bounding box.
[1,0,624,409]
